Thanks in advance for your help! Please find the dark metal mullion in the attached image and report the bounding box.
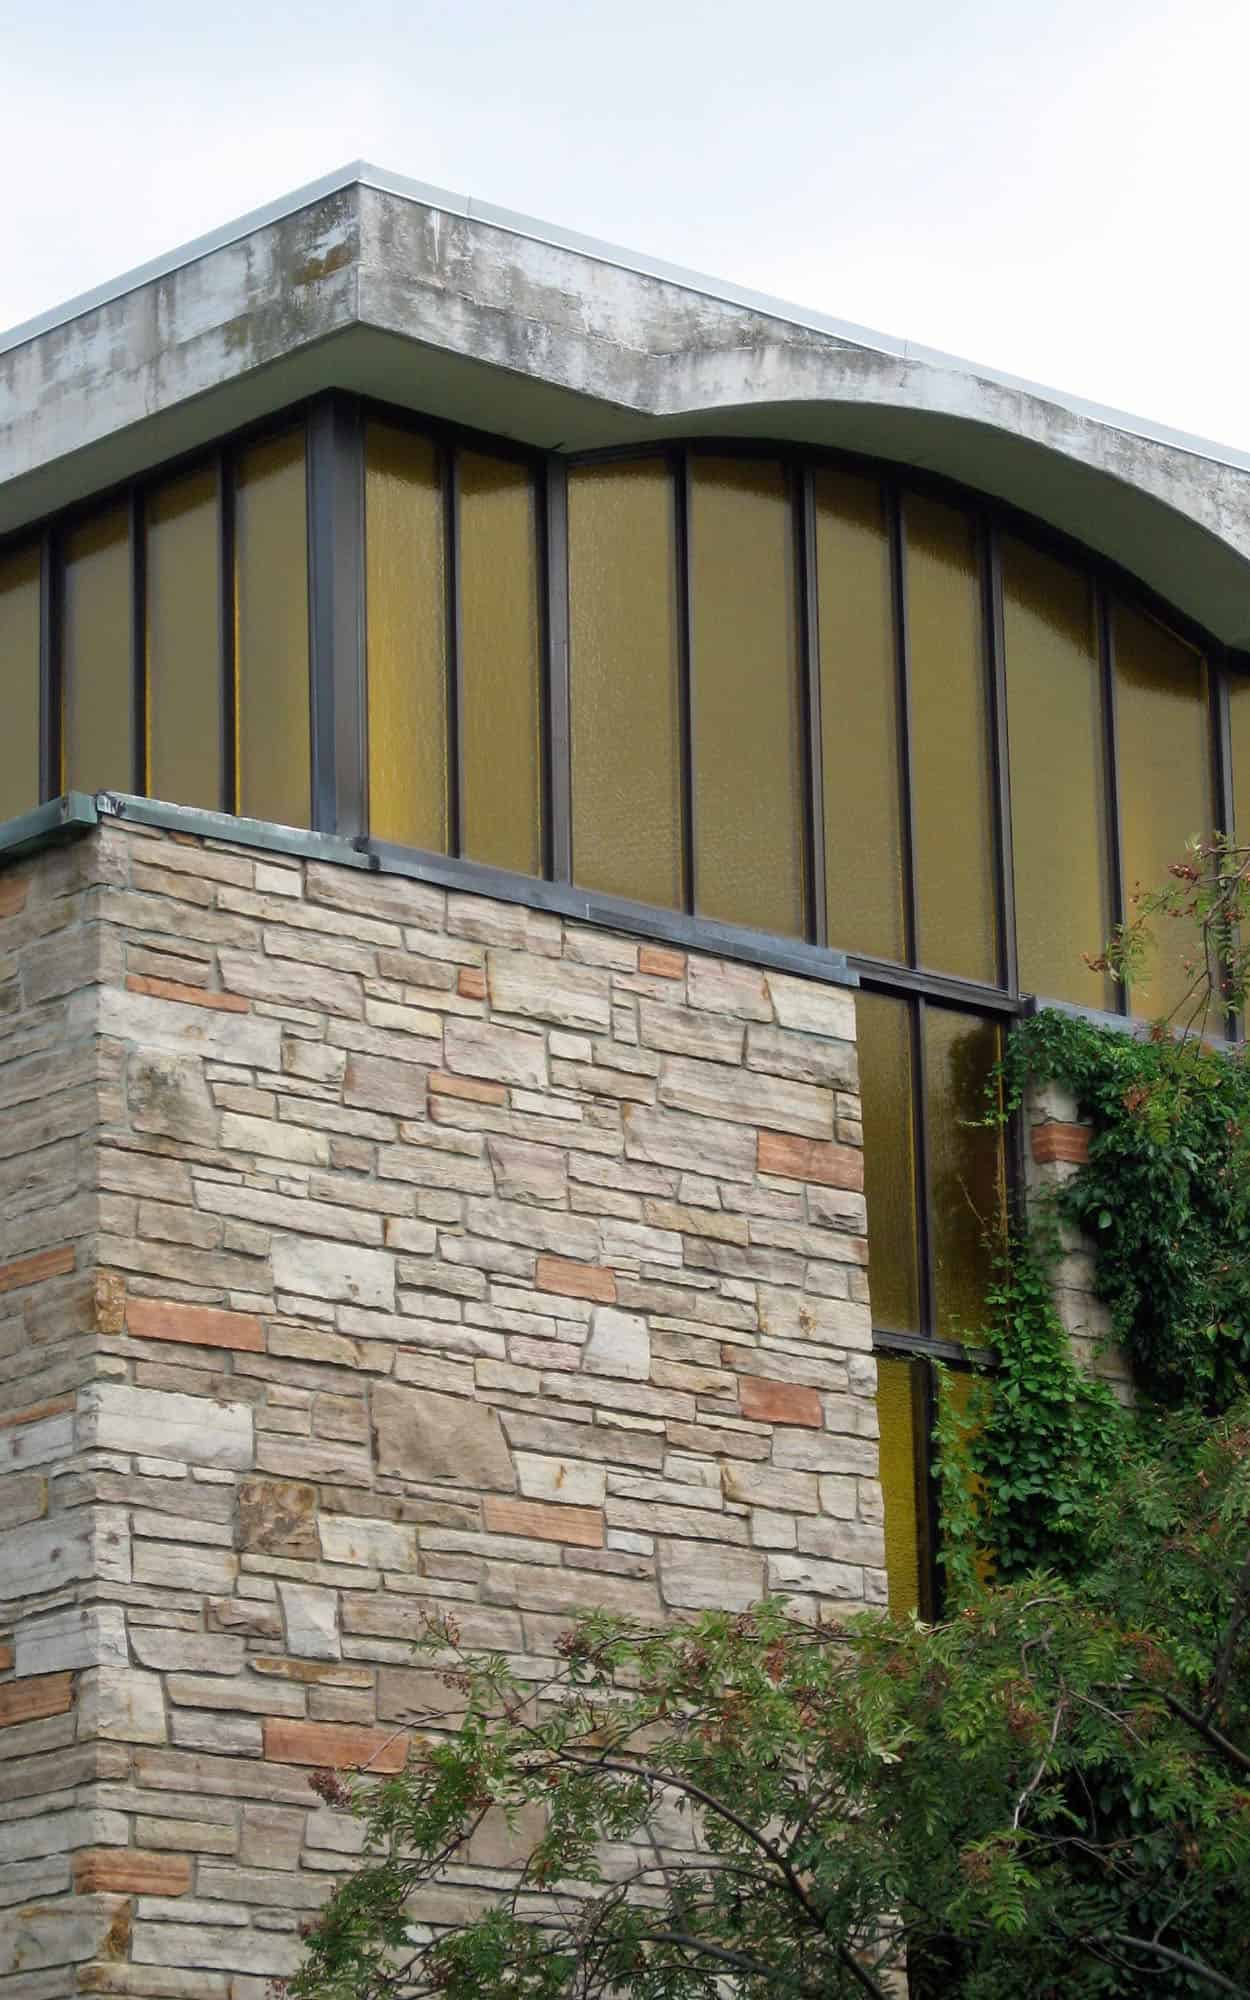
[1209,652,1238,1039]
[798,463,826,948]
[984,521,1017,997]
[38,525,60,802]
[544,459,571,883]
[444,447,464,859]
[1096,580,1128,1014]
[675,449,696,916]
[888,484,920,969]
[129,488,147,797]
[911,994,937,1344]
[218,451,237,815]
[307,397,367,839]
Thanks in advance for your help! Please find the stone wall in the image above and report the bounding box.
[0,818,885,1996]
[1026,1080,1131,1401]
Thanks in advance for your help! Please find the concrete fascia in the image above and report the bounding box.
[3,164,1250,642]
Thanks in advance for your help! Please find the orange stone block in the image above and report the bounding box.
[0,1672,74,1728]
[1031,1121,1090,1166]
[483,1497,604,1547]
[264,1718,409,1772]
[430,1072,507,1106]
[126,1298,265,1353]
[0,877,27,918]
[739,1375,823,1427]
[458,966,487,1000]
[0,1393,75,1432]
[757,1130,864,1192]
[126,973,250,1012]
[0,1245,76,1296]
[0,1646,14,1673]
[639,945,685,980]
[535,1255,617,1304]
[73,1848,192,1896]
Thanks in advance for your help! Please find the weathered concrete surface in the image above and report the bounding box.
[4,168,1250,640]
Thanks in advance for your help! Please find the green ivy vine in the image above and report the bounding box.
[942,1006,1250,1585]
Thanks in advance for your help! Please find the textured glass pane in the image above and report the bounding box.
[925,1008,1004,1341]
[459,453,543,874]
[63,505,132,796]
[856,990,920,1333]
[875,1354,924,1617]
[235,431,310,828]
[1115,605,1210,1021]
[365,424,447,851]
[1003,538,1111,1008]
[816,470,905,961]
[1229,672,1250,856]
[906,497,996,982]
[569,460,682,907]
[147,467,221,812]
[0,544,41,821]
[691,458,804,936]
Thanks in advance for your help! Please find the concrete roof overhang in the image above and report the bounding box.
[4,163,1250,646]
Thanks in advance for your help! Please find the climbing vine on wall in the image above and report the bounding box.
[944,839,1250,1583]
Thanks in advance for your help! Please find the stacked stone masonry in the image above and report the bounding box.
[1026,1086,1132,1401]
[0,820,885,1996]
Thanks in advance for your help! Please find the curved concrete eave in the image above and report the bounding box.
[4,169,1250,646]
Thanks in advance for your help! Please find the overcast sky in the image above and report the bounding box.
[2,0,1244,446]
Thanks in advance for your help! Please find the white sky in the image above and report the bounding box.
[2,0,1245,447]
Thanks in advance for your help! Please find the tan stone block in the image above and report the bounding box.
[1031,1120,1090,1165]
[482,1496,603,1546]
[622,1104,756,1180]
[126,1298,265,1354]
[457,965,487,999]
[659,1540,764,1611]
[239,1803,305,1869]
[486,949,611,1032]
[445,1017,546,1088]
[686,956,771,1020]
[487,1135,568,1206]
[0,1471,47,1531]
[739,1376,822,1426]
[765,972,856,1039]
[238,1476,318,1559]
[345,1053,427,1118]
[535,1255,616,1304]
[78,1667,167,1744]
[127,1048,220,1146]
[514,1451,606,1507]
[0,876,27,918]
[73,1846,192,1895]
[262,1717,408,1771]
[430,1071,506,1107]
[372,1384,514,1491]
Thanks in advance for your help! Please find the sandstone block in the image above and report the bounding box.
[739,1376,822,1427]
[757,1129,863,1189]
[482,1496,603,1546]
[1031,1120,1090,1165]
[272,1235,395,1311]
[514,1451,607,1507]
[445,1017,546,1088]
[686,957,771,1020]
[487,949,611,1032]
[659,1540,764,1611]
[219,1111,330,1165]
[583,1306,650,1380]
[239,1476,318,1558]
[345,1052,428,1118]
[487,1135,568,1207]
[126,1298,265,1353]
[766,1552,862,1598]
[622,1104,755,1180]
[15,1604,128,1677]
[372,1383,514,1490]
[0,1672,74,1728]
[638,944,684,979]
[262,1717,408,1772]
[78,1666,168,1744]
[239,1803,305,1869]
[661,1054,833,1139]
[97,983,281,1070]
[0,1245,75,1295]
[766,972,856,1040]
[79,1383,254,1470]
[745,1022,857,1088]
[73,1847,191,1895]
[318,1514,417,1570]
[0,1471,47,1531]
[536,1255,617,1304]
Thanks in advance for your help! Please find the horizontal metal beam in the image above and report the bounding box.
[0,792,98,863]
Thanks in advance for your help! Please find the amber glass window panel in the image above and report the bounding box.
[234,431,310,829]
[1114,606,1210,1021]
[1229,671,1250,860]
[690,458,805,936]
[457,452,543,876]
[856,990,921,1333]
[147,467,222,812]
[569,460,683,908]
[815,470,905,961]
[365,425,448,852]
[1002,538,1112,1009]
[63,505,132,797]
[905,497,997,983]
[875,1354,925,1616]
[0,544,41,822]
[924,1006,1004,1341]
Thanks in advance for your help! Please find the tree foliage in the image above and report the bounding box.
[286,1410,1250,2000]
